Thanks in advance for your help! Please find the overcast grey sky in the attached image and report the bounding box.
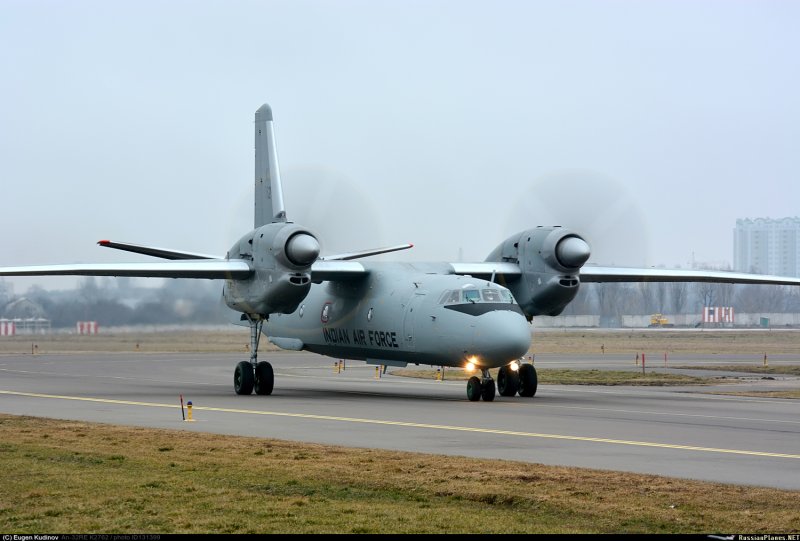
[1,0,798,292]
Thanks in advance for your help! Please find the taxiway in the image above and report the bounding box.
[1,351,798,490]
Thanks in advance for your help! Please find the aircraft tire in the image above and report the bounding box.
[466,376,482,401]
[481,378,496,402]
[518,364,538,397]
[234,361,255,395]
[497,366,519,397]
[254,361,274,395]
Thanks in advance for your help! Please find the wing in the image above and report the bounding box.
[310,261,524,283]
[321,243,413,261]
[97,240,222,260]
[448,261,800,287]
[308,243,414,282]
[0,238,245,279]
[0,260,252,279]
[310,260,367,282]
[580,266,800,286]
[448,262,523,280]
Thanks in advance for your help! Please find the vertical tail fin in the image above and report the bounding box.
[254,103,286,227]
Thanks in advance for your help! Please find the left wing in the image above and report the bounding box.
[448,261,800,287]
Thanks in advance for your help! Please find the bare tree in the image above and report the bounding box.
[637,283,657,314]
[715,283,735,308]
[695,282,715,310]
[655,281,668,313]
[561,285,595,315]
[669,281,689,314]
[0,280,13,311]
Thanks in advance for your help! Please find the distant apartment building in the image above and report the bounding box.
[734,217,800,277]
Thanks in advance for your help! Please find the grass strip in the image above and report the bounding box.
[672,365,800,376]
[391,368,714,386]
[1,414,797,533]
[705,390,800,399]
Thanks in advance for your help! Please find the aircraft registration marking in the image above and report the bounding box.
[1,389,799,460]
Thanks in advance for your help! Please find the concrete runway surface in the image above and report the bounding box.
[1,351,799,490]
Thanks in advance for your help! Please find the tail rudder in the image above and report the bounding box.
[254,103,286,227]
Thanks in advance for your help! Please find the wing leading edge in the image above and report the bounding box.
[580,266,800,286]
[97,240,222,260]
[447,261,800,287]
[0,261,252,279]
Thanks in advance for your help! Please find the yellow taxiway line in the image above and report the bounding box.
[1,389,799,460]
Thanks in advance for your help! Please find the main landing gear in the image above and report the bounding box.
[234,316,274,396]
[467,363,537,401]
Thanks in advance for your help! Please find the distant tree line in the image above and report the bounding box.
[1,277,232,328]
[562,281,800,318]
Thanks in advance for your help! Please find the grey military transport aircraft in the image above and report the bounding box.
[3,103,800,402]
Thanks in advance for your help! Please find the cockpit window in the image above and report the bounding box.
[439,290,461,304]
[482,289,502,302]
[463,289,481,303]
[442,287,516,305]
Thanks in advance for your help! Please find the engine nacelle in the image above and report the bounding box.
[223,223,320,316]
[486,227,590,318]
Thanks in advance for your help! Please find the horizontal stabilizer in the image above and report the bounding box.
[322,243,414,261]
[98,240,222,260]
[0,260,252,279]
[580,266,800,286]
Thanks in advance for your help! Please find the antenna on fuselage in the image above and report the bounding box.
[254,103,287,227]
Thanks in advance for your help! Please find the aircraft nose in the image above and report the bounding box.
[471,310,531,365]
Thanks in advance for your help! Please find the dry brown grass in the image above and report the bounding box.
[2,329,800,357]
[530,329,800,355]
[706,390,800,399]
[0,329,280,355]
[1,414,797,533]
[390,368,714,386]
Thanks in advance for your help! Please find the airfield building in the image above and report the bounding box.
[734,217,800,277]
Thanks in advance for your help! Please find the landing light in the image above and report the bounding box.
[465,357,478,372]
[509,360,520,372]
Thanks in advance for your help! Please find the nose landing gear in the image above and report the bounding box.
[466,369,496,402]
[468,362,537,401]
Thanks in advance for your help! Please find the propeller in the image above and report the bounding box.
[280,166,392,260]
[501,169,651,267]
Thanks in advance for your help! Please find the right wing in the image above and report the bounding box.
[0,260,252,279]
[0,238,246,279]
[321,243,413,261]
[97,240,222,260]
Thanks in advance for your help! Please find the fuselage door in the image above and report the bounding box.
[403,293,425,351]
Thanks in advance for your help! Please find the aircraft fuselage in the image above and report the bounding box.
[265,262,532,370]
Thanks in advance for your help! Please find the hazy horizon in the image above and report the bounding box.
[2,0,798,293]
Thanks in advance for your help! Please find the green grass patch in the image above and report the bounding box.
[1,414,798,533]
[391,368,714,386]
[672,365,800,376]
[705,390,800,399]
